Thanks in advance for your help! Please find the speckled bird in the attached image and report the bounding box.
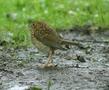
[28,20,81,68]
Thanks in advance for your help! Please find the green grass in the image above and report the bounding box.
[0,0,109,46]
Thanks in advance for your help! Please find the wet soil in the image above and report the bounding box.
[0,27,109,90]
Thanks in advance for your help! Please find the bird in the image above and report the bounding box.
[28,20,82,68]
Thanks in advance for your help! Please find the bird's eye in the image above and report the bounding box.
[31,23,35,28]
[32,23,35,26]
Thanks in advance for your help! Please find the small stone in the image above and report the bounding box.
[77,55,86,62]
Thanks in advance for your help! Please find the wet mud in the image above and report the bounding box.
[0,27,109,90]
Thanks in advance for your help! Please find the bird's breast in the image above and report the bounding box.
[31,34,50,54]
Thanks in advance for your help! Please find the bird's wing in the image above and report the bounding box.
[34,27,64,50]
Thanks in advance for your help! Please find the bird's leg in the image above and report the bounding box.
[41,48,56,68]
[45,48,56,67]
[46,48,54,64]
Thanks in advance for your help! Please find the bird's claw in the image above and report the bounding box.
[39,63,57,68]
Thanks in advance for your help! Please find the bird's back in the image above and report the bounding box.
[31,21,65,50]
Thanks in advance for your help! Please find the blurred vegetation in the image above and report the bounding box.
[27,85,42,90]
[0,0,109,46]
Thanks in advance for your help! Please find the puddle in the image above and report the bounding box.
[8,85,28,90]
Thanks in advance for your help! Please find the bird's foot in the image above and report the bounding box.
[39,63,57,68]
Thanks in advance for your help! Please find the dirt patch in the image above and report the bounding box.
[0,27,109,90]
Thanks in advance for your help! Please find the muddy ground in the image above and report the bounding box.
[0,26,109,90]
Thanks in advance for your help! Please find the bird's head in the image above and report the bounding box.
[28,20,47,31]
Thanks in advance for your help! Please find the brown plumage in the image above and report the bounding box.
[29,21,81,68]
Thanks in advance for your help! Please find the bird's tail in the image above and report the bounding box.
[61,39,82,48]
